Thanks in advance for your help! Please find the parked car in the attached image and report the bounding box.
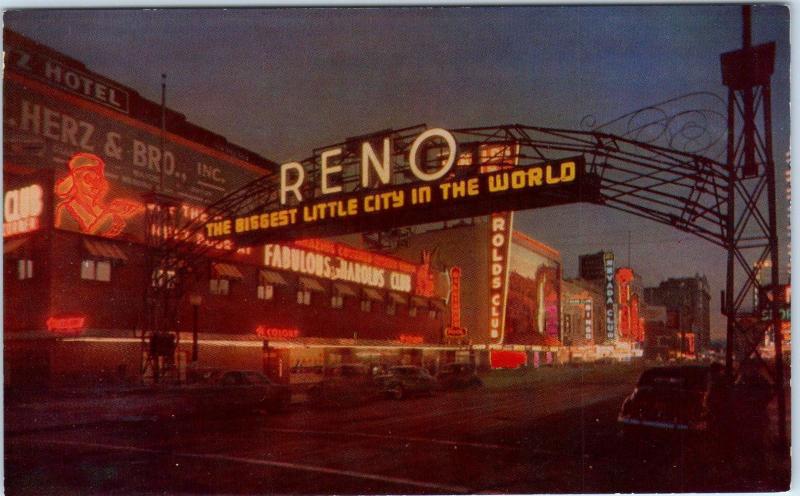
[436,363,482,390]
[187,369,291,415]
[374,365,436,400]
[307,364,377,406]
[618,365,720,434]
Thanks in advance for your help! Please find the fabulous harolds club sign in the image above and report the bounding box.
[204,128,590,245]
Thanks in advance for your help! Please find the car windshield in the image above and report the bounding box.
[243,371,273,385]
[638,367,709,391]
[391,367,419,376]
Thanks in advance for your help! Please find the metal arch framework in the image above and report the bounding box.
[138,119,783,443]
[142,121,749,334]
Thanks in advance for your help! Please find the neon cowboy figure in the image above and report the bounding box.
[55,153,143,237]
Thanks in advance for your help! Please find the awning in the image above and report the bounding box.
[333,283,357,297]
[388,292,408,305]
[299,276,326,292]
[3,236,28,255]
[411,296,429,307]
[430,299,446,311]
[83,238,128,262]
[363,288,384,301]
[212,263,244,280]
[259,270,288,286]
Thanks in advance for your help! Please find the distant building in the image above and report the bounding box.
[642,305,695,359]
[578,250,613,281]
[561,279,604,345]
[644,274,711,352]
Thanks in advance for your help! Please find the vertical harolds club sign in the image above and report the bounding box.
[203,128,588,245]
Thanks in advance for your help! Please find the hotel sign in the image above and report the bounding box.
[204,129,589,245]
[6,43,131,113]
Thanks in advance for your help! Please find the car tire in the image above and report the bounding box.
[390,384,405,400]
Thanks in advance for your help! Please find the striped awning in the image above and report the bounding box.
[83,238,128,261]
[333,282,357,297]
[212,263,244,280]
[363,288,384,302]
[388,292,408,305]
[3,236,28,255]
[411,296,429,307]
[259,270,288,286]
[299,276,326,292]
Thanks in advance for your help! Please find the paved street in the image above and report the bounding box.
[5,366,789,494]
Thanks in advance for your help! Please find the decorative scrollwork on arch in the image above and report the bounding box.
[581,92,727,159]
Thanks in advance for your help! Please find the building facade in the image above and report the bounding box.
[3,29,454,389]
[561,278,604,346]
[643,274,711,352]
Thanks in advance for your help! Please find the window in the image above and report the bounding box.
[210,278,230,295]
[409,306,418,317]
[152,269,176,288]
[360,299,372,312]
[17,259,33,280]
[257,284,274,300]
[386,302,396,315]
[81,259,111,282]
[331,294,344,309]
[297,289,311,305]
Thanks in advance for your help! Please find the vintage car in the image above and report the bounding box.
[436,362,483,390]
[618,365,719,433]
[307,364,377,406]
[147,369,291,420]
[374,365,437,400]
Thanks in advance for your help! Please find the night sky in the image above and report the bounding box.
[4,6,791,339]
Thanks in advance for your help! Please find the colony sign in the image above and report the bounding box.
[204,129,592,246]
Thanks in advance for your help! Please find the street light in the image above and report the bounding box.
[189,294,202,362]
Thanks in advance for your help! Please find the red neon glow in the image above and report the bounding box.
[255,326,300,339]
[445,327,466,337]
[46,315,86,334]
[399,334,424,344]
[4,183,43,237]
[449,266,462,328]
[490,350,527,369]
[615,267,644,343]
[414,251,435,297]
[293,238,416,273]
[55,153,143,237]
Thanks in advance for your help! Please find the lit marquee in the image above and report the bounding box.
[4,183,43,237]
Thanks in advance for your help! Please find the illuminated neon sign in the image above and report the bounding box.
[54,153,143,238]
[46,315,86,335]
[446,266,464,336]
[263,243,414,293]
[255,326,300,339]
[203,155,585,244]
[398,334,424,344]
[489,213,514,343]
[4,183,43,237]
[604,252,616,341]
[279,128,457,205]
